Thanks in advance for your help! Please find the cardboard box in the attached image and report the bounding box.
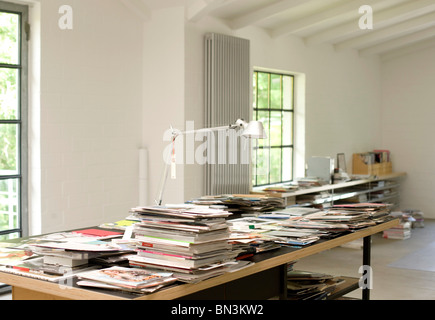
[352,153,392,176]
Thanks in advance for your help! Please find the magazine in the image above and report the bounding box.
[78,266,175,289]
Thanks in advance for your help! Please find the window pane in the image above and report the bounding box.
[282,147,292,182]
[253,70,294,187]
[257,110,269,147]
[270,111,282,147]
[257,72,269,109]
[0,179,20,232]
[0,12,20,65]
[0,232,20,240]
[253,72,257,108]
[283,76,293,110]
[270,148,281,184]
[0,124,19,174]
[0,68,19,120]
[255,147,269,185]
[282,111,293,146]
[270,74,282,109]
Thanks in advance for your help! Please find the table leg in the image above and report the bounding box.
[362,235,371,300]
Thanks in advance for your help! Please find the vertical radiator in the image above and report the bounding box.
[204,33,251,195]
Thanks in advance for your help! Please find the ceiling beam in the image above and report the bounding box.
[228,0,306,30]
[335,11,435,51]
[305,0,435,46]
[360,25,435,56]
[381,36,435,62]
[120,0,152,21]
[271,0,378,38]
[187,0,227,22]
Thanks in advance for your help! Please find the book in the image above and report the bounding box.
[129,258,236,274]
[43,255,89,267]
[131,206,232,219]
[78,266,175,289]
[99,219,138,231]
[136,219,228,232]
[0,259,98,282]
[72,228,123,239]
[29,247,98,260]
[31,240,122,252]
[76,279,176,293]
[136,239,230,255]
[129,252,236,269]
[0,247,36,266]
[136,248,230,260]
[134,228,230,244]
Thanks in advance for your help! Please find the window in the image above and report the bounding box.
[0,1,28,241]
[252,70,294,187]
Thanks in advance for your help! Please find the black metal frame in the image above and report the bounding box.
[0,2,29,241]
[253,70,295,187]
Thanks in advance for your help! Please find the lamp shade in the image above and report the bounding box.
[242,121,267,139]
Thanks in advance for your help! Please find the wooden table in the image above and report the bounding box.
[0,219,399,300]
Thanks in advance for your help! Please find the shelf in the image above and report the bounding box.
[254,172,406,207]
[287,276,360,300]
[254,172,406,198]
[326,276,360,300]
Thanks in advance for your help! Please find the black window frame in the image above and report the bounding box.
[0,0,29,241]
[252,70,295,187]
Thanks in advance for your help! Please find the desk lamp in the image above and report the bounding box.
[155,119,267,206]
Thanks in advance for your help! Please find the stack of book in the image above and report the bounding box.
[382,221,411,240]
[128,206,242,283]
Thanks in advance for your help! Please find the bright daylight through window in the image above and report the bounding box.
[252,70,294,187]
[0,1,28,242]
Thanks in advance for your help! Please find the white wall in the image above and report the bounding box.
[381,46,435,218]
[183,16,382,201]
[28,2,392,232]
[35,0,143,233]
[142,6,186,206]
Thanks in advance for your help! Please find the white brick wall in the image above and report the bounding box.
[36,0,143,233]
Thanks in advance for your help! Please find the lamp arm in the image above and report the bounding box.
[154,119,249,206]
[172,120,246,138]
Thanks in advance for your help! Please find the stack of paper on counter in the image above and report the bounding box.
[128,205,249,283]
[189,194,285,215]
[77,266,177,293]
[311,202,393,228]
[0,257,99,282]
[7,229,134,280]
[0,245,36,267]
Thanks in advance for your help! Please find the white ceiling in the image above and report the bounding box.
[131,0,435,60]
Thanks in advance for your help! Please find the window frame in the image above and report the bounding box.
[252,69,295,188]
[0,1,29,240]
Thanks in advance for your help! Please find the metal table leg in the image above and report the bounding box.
[362,235,371,300]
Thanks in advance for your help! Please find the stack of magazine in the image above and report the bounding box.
[127,206,245,283]
[0,230,125,282]
[77,266,177,294]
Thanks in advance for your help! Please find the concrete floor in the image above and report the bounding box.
[295,219,435,300]
[1,220,434,300]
